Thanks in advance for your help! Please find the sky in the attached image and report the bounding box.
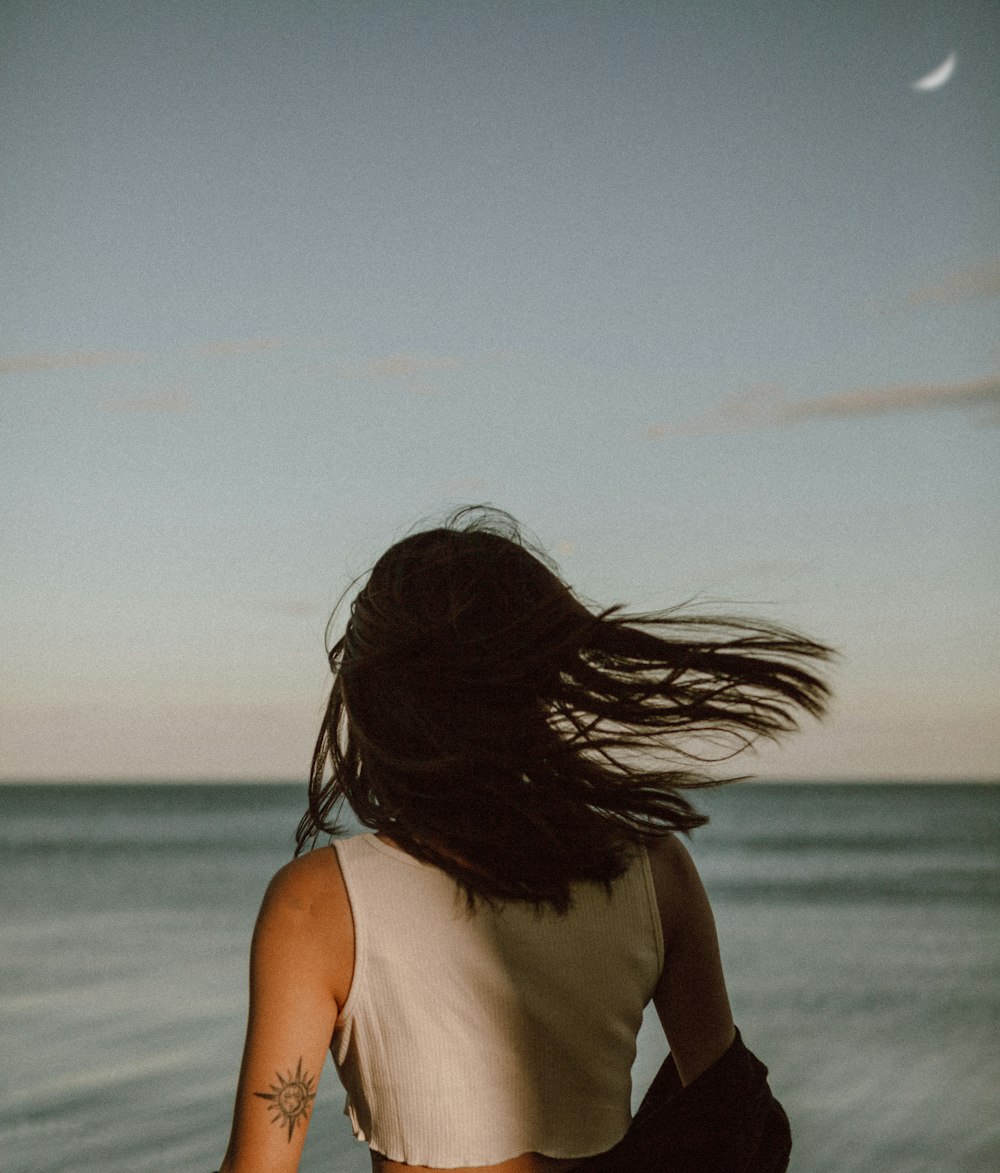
[2,0,998,781]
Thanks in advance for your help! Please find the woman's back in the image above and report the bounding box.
[330,832,664,1169]
[252,828,735,1173]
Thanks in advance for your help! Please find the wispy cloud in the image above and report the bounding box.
[335,352,463,395]
[194,337,284,358]
[907,257,1000,307]
[349,354,461,379]
[99,385,201,414]
[269,360,453,394]
[0,349,145,375]
[269,348,517,392]
[645,375,1000,438]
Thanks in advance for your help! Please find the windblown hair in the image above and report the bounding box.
[296,507,833,910]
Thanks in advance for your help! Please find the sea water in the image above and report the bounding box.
[1,782,997,1173]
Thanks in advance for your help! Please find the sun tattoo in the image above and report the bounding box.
[254,1057,317,1141]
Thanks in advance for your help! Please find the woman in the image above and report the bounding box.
[217,507,831,1173]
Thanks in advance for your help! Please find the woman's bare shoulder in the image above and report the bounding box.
[255,847,354,1007]
[257,847,351,930]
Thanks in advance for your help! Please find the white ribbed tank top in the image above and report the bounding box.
[331,833,664,1168]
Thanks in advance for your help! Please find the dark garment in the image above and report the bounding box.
[578,1028,791,1173]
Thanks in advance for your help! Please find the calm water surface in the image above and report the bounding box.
[2,782,997,1172]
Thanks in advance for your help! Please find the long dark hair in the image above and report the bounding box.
[296,507,833,910]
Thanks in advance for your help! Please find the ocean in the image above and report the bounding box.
[1,781,997,1173]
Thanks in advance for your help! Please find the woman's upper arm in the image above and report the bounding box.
[648,835,736,1086]
[219,849,352,1173]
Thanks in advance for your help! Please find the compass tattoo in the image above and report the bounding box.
[254,1057,317,1141]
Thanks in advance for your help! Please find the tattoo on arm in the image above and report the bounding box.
[254,1058,317,1141]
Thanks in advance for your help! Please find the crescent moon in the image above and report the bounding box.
[911,51,957,91]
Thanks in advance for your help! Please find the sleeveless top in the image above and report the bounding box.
[330,833,664,1168]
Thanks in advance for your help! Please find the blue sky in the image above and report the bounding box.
[2,0,997,780]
